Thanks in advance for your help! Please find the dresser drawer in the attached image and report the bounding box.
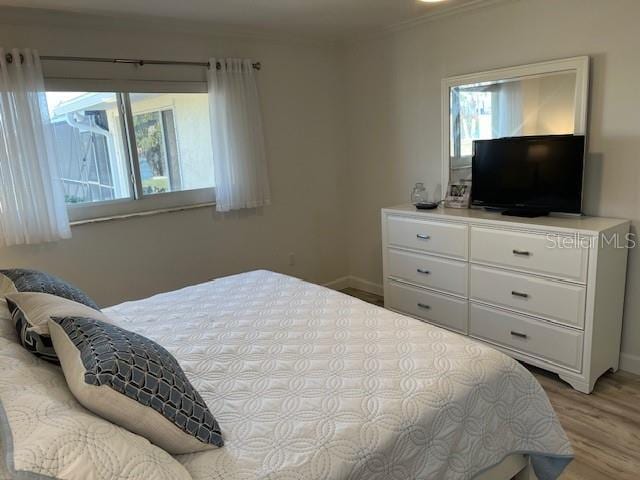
[386,280,468,333]
[470,265,586,328]
[387,248,468,297]
[469,303,583,371]
[387,216,468,259]
[470,227,588,283]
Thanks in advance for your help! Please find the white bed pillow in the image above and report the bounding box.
[0,301,192,480]
[49,315,224,455]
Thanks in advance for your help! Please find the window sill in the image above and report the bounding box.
[70,201,215,227]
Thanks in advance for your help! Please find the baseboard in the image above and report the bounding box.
[348,276,384,296]
[324,276,383,297]
[619,352,640,375]
[323,276,351,291]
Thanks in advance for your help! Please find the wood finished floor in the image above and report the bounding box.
[341,288,640,480]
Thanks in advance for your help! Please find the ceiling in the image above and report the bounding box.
[0,0,485,38]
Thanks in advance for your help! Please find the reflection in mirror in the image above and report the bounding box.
[449,71,577,171]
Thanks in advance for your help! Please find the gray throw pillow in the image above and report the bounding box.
[0,268,99,310]
[48,315,224,454]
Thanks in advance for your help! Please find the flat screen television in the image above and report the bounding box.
[471,134,585,216]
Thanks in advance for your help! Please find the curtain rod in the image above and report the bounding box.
[5,53,261,70]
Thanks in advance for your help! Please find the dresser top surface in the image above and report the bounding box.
[383,204,629,234]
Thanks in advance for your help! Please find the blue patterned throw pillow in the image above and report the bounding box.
[0,269,99,310]
[48,315,223,454]
[5,292,113,364]
[9,300,58,363]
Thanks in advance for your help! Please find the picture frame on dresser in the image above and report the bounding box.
[444,181,471,209]
[381,205,630,393]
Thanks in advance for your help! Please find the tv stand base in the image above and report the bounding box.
[501,209,550,218]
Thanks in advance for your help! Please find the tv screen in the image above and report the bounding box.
[471,135,585,214]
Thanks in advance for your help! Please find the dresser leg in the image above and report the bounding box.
[558,374,592,394]
[611,360,620,373]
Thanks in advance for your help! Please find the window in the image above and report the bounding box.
[45,90,215,221]
[129,93,215,195]
[47,92,130,205]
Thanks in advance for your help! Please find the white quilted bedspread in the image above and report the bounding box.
[105,270,573,480]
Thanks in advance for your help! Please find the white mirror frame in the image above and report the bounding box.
[441,56,590,190]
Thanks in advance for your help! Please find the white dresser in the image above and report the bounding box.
[381,205,630,393]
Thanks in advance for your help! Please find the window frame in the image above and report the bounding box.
[45,78,215,223]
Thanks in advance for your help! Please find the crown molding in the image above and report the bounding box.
[341,0,514,45]
[384,0,514,34]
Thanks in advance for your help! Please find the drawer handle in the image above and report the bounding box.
[512,249,531,256]
[416,234,431,240]
[510,331,528,339]
[417,302,431,310]
[416,268,431,275]
[511,291,529,299]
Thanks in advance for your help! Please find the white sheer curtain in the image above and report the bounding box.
[207,58,270,212]
[0,48,70,246]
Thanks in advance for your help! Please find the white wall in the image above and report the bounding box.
[343,0,640,364]
[0,10,349,307]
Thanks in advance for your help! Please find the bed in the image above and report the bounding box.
[1,270,572,479]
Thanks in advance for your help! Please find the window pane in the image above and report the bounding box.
[46,92,131,205]
[129,93,215,195]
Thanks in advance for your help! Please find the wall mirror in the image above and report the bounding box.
[441,56,589,188]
